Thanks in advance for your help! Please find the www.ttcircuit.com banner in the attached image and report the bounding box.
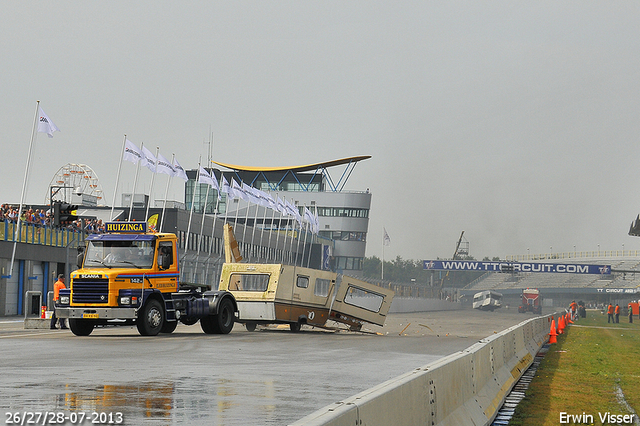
[422,260,611,275]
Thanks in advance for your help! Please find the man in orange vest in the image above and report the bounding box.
[570,300,578,320]
[50,274,68,330]
[615,304,620,324]
[607,304,614,323]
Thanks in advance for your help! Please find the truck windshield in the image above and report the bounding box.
[84,240,155,269]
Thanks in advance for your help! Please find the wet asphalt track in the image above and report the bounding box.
[0,309,534,425]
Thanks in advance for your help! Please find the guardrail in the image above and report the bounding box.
[290,314,552,426]
[0,221,82,248]
[507,251,640,261]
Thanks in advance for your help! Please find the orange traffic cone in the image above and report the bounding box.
[567,312,573,324]
[549,318,557,344]
[558,315,565,334]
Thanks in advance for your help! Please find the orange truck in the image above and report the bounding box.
[56,222,237,336]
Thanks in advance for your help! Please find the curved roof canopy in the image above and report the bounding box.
[211,155,371,173]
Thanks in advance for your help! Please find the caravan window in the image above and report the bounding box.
[296,276,309,289]
[228,273,270,291]
[314,278,332,297]
[343,285,384,312]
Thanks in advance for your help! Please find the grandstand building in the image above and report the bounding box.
[185,156,372,277]
[460,253,640,310]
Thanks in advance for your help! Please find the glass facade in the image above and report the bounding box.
[185,180,226,214]
[316,207,369,218]
[319,231,366,242]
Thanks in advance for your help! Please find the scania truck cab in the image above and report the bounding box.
[56,222,237,336]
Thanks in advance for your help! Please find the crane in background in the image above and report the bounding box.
[440,231,466,288]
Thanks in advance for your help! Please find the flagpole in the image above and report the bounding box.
[9,100,40,278]
[159,153,175,233]
[382,229,385,280]
[195,169,211,281]
[274,197,284,263]
[144,146,159,223]
[208,171,223,255]
[306,205,317,268]
[128,142,143,221]
[266,193,278,262]
[293,217,301,266]
[205,171,223,284]
[300,206,309,267]
[280,198,289,264]
[182,159,200,278]
[110,135,127,221]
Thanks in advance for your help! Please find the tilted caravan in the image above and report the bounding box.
[219,262,395,332]
[472,290,503,311]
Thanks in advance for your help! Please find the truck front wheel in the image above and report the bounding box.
[137,299,164,336]
[69,319,94,336]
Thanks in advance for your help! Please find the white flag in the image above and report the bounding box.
[232,180,249,201]
[156,153,176,176]
[276,196,287,216]
[304,206,314,225]
[198,167,215,187]
[123,139,143,164]
[221,176,235,200]
[173,158,188,181]
[383,228,391,246]
[37,107,60,138]
[141,146,157,172]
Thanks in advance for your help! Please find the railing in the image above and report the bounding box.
[506,250,640,262]
[0,221,84,248]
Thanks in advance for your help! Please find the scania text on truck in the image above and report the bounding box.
[55,222,237,336]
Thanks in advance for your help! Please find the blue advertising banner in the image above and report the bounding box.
[422,260,611,275]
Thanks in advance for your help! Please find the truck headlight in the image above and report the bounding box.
[120,296,131,305]
[59,296,70,305]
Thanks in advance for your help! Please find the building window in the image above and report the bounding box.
[319,231,366,242]
[335,256,363,270]
[316,207,369,218]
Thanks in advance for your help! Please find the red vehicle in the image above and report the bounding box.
[518,288,542,314]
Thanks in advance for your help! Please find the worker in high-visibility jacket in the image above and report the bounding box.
[570,300,578,320]
[615,304,620,324]
[607,304,614,323]
[50,275,68,330]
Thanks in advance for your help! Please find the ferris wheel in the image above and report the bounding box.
[45,163,105,206]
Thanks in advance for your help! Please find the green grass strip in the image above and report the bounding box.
[509,310,640,426]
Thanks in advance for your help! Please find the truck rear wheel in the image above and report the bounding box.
[69,319,94,336]
[137,299,164,336]
[214,298,235,334]
[200,316,216,334]
[200,298,235,334]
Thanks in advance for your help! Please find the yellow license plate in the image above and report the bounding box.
[82,313,99,319]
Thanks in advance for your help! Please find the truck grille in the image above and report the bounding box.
[72,278,109,304]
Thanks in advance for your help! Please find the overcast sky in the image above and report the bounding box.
[2,2,639,261]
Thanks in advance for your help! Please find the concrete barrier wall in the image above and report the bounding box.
[290,314,553,426]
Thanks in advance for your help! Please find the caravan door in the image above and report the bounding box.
[329,275,394,328]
